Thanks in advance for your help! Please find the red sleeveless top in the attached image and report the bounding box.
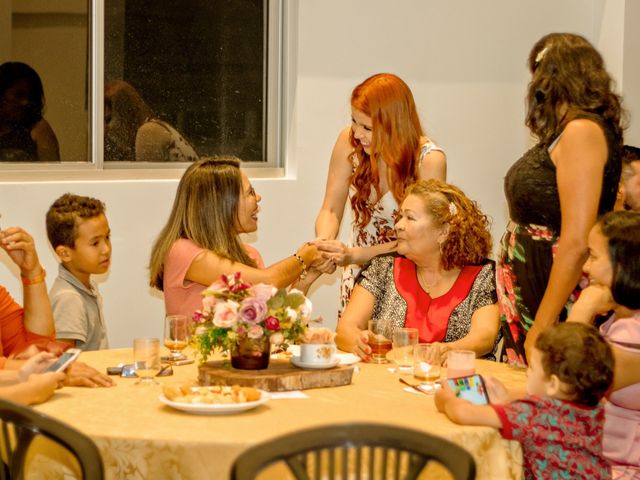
[393,256,483,343]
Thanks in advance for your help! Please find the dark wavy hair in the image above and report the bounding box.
[597,210,640,309]
[0,62,45,128]
[404,179,492,270]
[536,322,613,407]
[525,33,624,144]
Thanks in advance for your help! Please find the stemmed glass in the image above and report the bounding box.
[163,315,190,362]
[133,338,161,385]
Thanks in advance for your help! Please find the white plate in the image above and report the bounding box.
[336,353,360,365]
[159,390,271,415]
[290,355,340,370]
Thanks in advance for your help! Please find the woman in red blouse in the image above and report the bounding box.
[336,179,500,363]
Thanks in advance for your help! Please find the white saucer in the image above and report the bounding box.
[290,355,340,370]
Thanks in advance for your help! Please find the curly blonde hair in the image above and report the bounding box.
[405,180,492,270]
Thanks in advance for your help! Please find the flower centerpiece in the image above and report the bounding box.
[191,272,312,370]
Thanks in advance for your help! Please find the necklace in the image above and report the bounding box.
[416,267,439,294]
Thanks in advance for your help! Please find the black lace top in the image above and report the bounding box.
[504,115,622,234]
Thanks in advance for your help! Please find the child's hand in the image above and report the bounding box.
[483,376,510,404]
[434,379,456,413]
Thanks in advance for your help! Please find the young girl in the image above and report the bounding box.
[314,73,446,316]
[568,210,640,477]
[435,322,613,479]
[149,157,323,319]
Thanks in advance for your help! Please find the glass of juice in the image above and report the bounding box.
[367,320,391,364]
[446,349,476,378]
[413,343,441,392]
[163,314,190,361]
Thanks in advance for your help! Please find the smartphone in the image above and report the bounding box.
[46,348,82,373]
[447,374,490,405]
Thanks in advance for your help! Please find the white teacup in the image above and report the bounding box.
[300,343,336,364]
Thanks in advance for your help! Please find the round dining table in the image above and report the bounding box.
[30,348,525,479]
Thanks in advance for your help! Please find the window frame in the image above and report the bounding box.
[0,0,286,180]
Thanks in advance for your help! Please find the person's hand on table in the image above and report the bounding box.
[65,362,115,388]
[434,378,457,413]
[354,329,372,362]
[27,372,66,404]
[18,352,56,381]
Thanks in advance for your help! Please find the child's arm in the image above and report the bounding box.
[435,381,502,428]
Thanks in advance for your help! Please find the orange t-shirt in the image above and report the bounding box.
[0,286,56,368]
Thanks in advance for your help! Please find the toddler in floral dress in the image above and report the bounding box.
[435,322,613,479]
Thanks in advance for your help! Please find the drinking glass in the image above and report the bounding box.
[413,344,441,392]
[163,315,190,361]
[446,349,476,379]
[391,328,419,372]
[133,338,161,384]
[367,320,391,364]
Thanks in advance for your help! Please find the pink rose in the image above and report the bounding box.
[201,295,218,316]
[252,283,276,302]
[265,316,280,331]
[213,301,239,328]
[239,298,267,324]
[247,325,264,339]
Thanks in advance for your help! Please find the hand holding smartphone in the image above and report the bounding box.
[46,348,81,373]
[447,374,490,405]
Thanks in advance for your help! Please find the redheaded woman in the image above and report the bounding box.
[314,73,446,316]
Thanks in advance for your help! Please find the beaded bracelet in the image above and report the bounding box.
[292,253,308,280]
[21,268,46,286]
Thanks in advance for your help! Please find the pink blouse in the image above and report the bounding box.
[163,239,265,319]
[600,311,640,473]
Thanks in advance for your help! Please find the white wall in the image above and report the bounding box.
[0,0,637,347]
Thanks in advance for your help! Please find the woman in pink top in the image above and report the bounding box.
[149,157,325,319]
[568,211,640,477]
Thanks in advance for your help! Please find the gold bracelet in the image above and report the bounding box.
[21,268,46,286]
[292,253,308,280]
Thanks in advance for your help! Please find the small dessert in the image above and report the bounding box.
[162,384,261,404]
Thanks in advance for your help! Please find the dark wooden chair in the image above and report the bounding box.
[0,398,104,479]
[230,422,476,480]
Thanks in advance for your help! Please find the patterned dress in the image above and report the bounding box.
[491,396,610,479]
[498,115,621,366]
[339,142,445,315]
[357,255,498,359]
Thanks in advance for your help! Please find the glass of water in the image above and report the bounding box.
[133,338,161,384]
[390,328,419,372]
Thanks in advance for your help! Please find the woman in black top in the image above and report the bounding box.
[498,33,624,365]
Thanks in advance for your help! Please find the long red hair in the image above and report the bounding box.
[350,73,424,229]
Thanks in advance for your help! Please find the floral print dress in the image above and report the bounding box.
[498,115,621,366]
[339,142,444,316]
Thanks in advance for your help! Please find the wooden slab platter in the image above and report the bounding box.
[198,358,354,392]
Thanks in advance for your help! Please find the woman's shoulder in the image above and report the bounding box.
[602,312,640,344]
[168,238,204,258]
